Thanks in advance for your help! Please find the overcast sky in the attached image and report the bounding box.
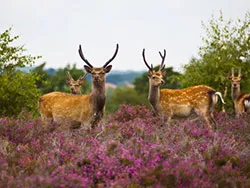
[1,0,249,72]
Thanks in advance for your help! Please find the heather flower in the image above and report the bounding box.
[0,105,249,187]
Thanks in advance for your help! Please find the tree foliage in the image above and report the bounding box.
[182,11,250,110]
[0,28,41,116]
[106,87,149,113]
[33,63,91,94]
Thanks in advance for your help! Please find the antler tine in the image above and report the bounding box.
[238,68,241,77]
[158,49,166,71]
[231,68,235,77]
[78,45,93,68]
[151,64,154,70]
[103,44,119,68]
[142,49,153,71]
[82,72,88,79]
[67,71,73,80]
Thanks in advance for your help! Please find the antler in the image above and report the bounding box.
[67,71,74,81]
[103,44,119,68]
[142,49,153,71]
[238,68,241,77]
[79,72,88,80]
[231,68,235,77]
[158,49,166,71]
[78,45,93,68]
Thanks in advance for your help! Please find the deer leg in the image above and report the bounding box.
[166,116,171,125]
[193,108,205,127]
[209,113,217,130]
[209,103,217,129]
[197,108,214,129]
[234,103,242,118]
[165,112,173,126]
[90,112,103,129]
[188,108,200,123]
[235,111,240,118]
[203,112,218,130]
[71,120,81,129]
[203,115,213,129]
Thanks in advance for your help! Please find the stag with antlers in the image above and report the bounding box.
[142,48,225,129]
[39,44,119,129]
[228,68,250,117]
[66,71,87,94]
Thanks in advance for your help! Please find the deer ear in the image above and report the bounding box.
[148,70,153,77]
[84,65,92,73]
[161,71,166,77]
[227,74,232,80]
[66,79,70,84]
[105,65,112,73]
[78,77,85,85]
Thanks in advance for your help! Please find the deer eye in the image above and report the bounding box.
[152,76,156,79]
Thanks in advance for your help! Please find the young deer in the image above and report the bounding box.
[228,68,250,117]
[39,44,119,129]
[142,48,225,129]
[66,71,87,94]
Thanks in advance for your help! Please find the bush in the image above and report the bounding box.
[0,105,249,187]
[106,87,148,113]
[0,28,41,117]
[0,71,41,116]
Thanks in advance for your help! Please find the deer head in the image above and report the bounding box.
[66,71,87,94]
[142,48,166,87]
[228,68,242,89]
[78,44,119,87]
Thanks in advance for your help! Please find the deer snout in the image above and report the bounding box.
[71,88,77,94]
[232,83,238,88]
[161,79,165,84]
[93,75,99,81]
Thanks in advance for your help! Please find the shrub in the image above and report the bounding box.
[0,105,249,187]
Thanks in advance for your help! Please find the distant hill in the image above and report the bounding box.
[86,70,144,86]
[106,70,144,86]
[19,67,144,86]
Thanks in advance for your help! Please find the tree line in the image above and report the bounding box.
[0,11,249,116]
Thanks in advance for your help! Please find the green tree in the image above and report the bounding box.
[106,87,149,113]
[34,63,91,94]
[182,11,250,111]
[0,28,42,116]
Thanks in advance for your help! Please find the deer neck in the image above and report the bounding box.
[148,85,161,113]
[231,86,241,102]
[91,81,106,113]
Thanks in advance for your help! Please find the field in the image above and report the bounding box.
[0,104,250,187]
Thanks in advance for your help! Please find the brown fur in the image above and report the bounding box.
[39,92,92,123]
[66,72,86,95]
[228,68,250,117]
[142,49,224,128]
[160,85,214,115]
[39,68,108,129]
[39,44,119,129]
[150,82,223,128]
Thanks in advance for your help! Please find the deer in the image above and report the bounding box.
[39,44,119,129]
[66,71,87,94]
[228,68,250,118]
[142,48,225,129]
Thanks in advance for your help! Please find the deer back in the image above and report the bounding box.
[159,85,216,114]
[39,92,92,122]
